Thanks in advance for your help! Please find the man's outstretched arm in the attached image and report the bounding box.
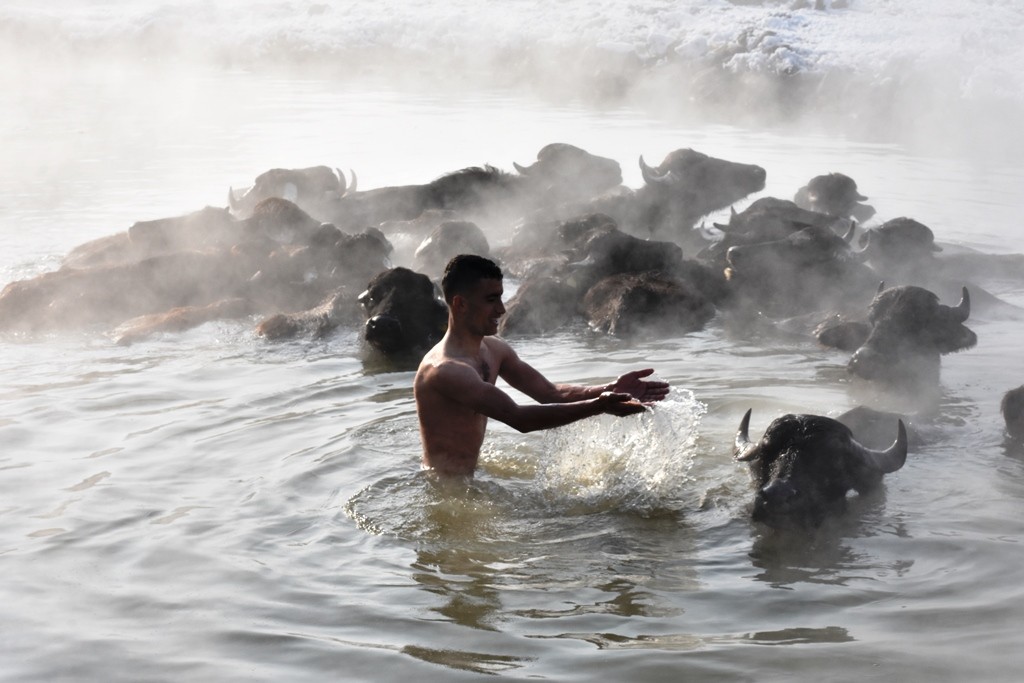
[433,360,646,433]
[496,340,669,405]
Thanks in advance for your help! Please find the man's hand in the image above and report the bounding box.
[597,391,648,416]
[609,368,669,404]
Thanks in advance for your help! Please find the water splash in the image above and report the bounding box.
[534,390,706,515]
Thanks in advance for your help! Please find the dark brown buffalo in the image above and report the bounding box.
[793,172,875,222]
[582,271,715,338]
[855,217,941,280]
[821,285,977,385]
[724,224,878,318]
[0,199,392,337]
[632,149,767,242]
[513,142,623,206]
[228,166,354,220]
[325,144,623,232]
[563,223,685,293]
[497,276,581,336]
[412,221,490,277]
[256,287,359,341]
[1002,385,1024,441]
[734,409,908,527]
[555,149,766,250]
[703,197,847,269]
[359,267,448,361]
[63,205,242,270]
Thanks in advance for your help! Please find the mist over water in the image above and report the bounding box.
[3,0,1024,161]
[3,2,1024,681]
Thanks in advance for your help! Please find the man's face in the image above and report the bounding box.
[459,277,505,336]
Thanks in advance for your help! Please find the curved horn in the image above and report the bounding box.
[953,286,970,322]
[334,167,347,195]
[345,169,358,195]
[734,408,760,461]
[228,184,256,213]
[849,226,871,261]
[639,155,669,184]
[513,161,533,176]
[842,219,857,243]
[854,419,908,474]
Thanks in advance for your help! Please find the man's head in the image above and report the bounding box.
[441,254,503,305]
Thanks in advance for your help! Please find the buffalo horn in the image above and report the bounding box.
[854,419,908,474]
[842,219,857,243]
[513,161,534,175]
[849,227,871,261]
[639,155,671,184]
[335,168,357,196]
[953,286,970,322]
[734,408,759,461]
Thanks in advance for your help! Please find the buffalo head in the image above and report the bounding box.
[228,166,354,219]
[855,217,941,279]
[793,172,875,222]
[734,409,908,527]
[514,143,623,204]
[847,285,976,384]
[637,148,766,238]
[1002,385,1024,441]
[359,267,448,361]
[724,224,877,317]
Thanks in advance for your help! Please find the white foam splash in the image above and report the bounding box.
[535,390,707,514]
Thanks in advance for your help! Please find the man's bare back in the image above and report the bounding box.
[413,255,670,477]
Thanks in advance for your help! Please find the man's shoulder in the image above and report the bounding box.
[481,335,515,358]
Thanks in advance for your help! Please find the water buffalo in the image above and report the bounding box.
[723,224,878,318]
[0,199,392,337]
[793,172,875,222]
[582,270,716,338]
[228,166,355,220]
[633,149,767,244]
[562,223,684,293]
[63,205,243,270]
[412,221,490,277]
[497,276,581,336]
[855,217,941,281]
[256,287,359,341]
[114,297,254,346]
[832,285,976,386]
[359,267,448,361]
[702,197,847,268]
[1001,385,1024,441]
[734,409,908,527]
[551,149,765,250]
[512,142,623,206]
[325,144,623,233]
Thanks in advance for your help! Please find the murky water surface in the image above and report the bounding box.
[2,67,1024,681]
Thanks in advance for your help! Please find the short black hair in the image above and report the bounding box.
[441,254,502,304]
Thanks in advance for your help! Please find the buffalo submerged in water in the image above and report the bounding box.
[733,409,908,528]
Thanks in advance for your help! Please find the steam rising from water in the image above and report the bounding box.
[2,1,1023,159]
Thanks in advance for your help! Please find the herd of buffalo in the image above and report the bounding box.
[3,142,1023,527]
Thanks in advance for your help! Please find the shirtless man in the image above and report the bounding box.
[414,254,670,476]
